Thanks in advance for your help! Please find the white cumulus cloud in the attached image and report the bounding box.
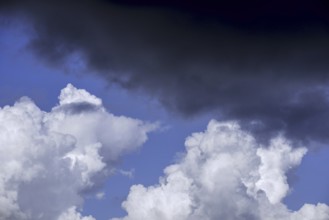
[0,84,155,220]
[58,207,96,220]
[114,120,329,220]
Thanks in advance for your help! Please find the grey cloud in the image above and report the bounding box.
[2,0,329,144]
[56,102,102,115]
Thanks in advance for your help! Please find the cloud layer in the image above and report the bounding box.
[0,84,155,220]
[2,0,329,144]
[114,120,329,220]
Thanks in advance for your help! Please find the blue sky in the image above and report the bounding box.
[1,2,329,220]
[0,25,216,219]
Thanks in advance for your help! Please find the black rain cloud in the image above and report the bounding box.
[2,0,329,144]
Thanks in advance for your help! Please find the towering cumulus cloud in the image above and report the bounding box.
[114,120,329,220]
[2,0,329,144]
[0,84,155,220]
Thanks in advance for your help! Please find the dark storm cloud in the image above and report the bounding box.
[2,0,329,144]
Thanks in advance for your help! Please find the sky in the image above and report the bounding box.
[0,1,329,219]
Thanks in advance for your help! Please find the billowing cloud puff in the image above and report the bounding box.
[0,84,155,220]
[115,120,329,220]
[57,207,95,220]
